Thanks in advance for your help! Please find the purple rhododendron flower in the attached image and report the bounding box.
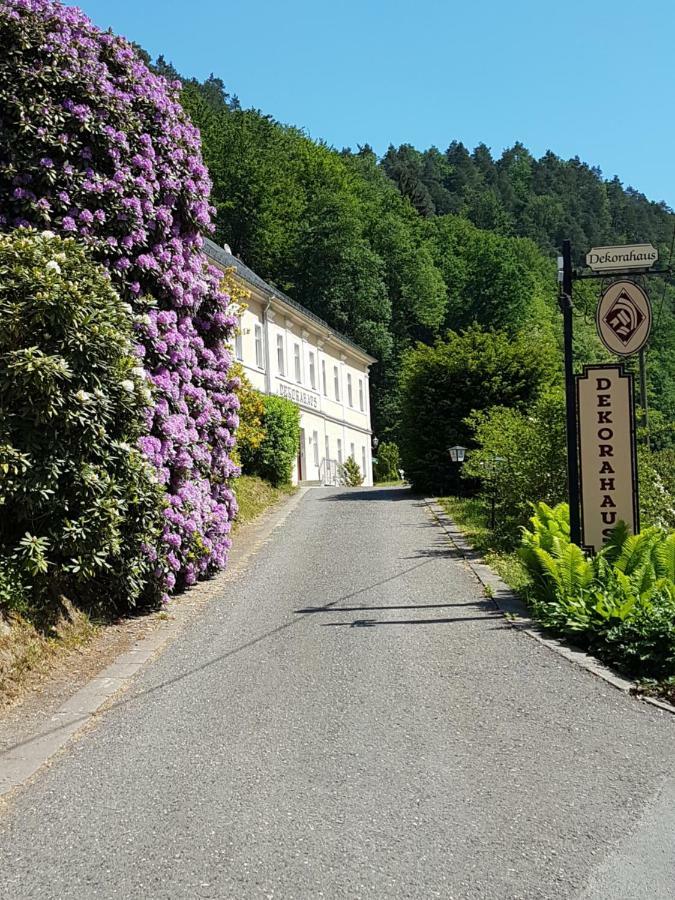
[0,0,239,596]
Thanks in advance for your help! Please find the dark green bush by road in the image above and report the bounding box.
[0,230,166,616]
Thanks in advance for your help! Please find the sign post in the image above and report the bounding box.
[561,240,582,545]
[576,366,639,553]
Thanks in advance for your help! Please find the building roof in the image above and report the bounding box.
[203,237,377,364]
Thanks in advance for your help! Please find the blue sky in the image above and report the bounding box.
[67,0,675,209]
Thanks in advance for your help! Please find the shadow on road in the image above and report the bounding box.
[321,614,504,628]
[319,487,416,502]
[297,600,494,614]
[5,559,480,755]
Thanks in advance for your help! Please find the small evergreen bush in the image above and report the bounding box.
[341,456,364,487]
[0,230,166,614]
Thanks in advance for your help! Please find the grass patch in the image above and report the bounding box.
[234,474,297,529]
[0,599,98,708]
[373,479,405,487]
[438,495,530,593]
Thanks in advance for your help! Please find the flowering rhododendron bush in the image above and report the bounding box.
[0,230,166,613]
[0,0,240,594]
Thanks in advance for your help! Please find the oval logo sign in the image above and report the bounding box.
[596,280,652,356]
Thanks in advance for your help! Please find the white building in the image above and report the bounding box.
[204,239,377,486]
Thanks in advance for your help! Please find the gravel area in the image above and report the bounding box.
[1,486,674,899]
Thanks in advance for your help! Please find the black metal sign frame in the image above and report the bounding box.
[560,240,669,547]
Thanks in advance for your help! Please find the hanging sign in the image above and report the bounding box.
[576,365,639,554]
[596,280,652,356]
[586,244,658,272]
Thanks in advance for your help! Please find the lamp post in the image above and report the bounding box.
[481,452,505,530]
[448,445,467,464]
[448,445,467,496]
[372,435,379,451]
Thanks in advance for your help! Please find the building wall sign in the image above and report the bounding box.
[576,365,638,553]
[596,280,652,357]
[585,244,658,273]
[276,380,320,411]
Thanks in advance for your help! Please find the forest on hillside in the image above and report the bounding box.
[142,57,675,443]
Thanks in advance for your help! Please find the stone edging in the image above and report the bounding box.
[424,498,675,718]
[0,487,310,799]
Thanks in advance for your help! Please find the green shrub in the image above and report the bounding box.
[398,325,557,494]
[520,501,675,679]
[0,230,166,615]
[248,395,301,487]
[464,388,567,543]
[341,456,364,487]
[639,446,675,529]
[373,441,401,482]
[231,364,266,472]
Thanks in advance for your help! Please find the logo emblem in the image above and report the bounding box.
[603,289,645,345]
[596,281,652,356]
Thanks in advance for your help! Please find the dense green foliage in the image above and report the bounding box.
[398,328,556,494]
[247,395,301,487]
[136,61,675,440]
[230,364,266,472]
[0,231,165,615]
[463,389,567,542]
[373,442,401,483]
[521,502,675,679]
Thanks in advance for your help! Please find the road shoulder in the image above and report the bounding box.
[0,487,308,799]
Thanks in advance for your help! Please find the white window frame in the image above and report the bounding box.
[321,359,327,395]
[334,365,340,401]
[294,343,302,383]
[276,334,284,377]
[359,378,364,411]
[350,442,355,460]
[361,446,366,476]
[347,373,353,407]
[337,438,343,464]
[234,320,243,361]
[312,430,319,467]
[254,324,263,369]
[309,352,316,390]
[325,434,330,461]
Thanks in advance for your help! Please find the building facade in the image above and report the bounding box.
[204,238,377,486]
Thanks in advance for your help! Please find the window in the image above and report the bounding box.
[334,366,340,401]
[309,352,316,390]
[294,343,301,383]
[350,442,355,460]
[254,324,263,369]
[312,430,319,467]
[325,434,330,461]
[359,378,364,412]
[347,373,353,407]
[322,359,327,395]
[361,446,366,476]
[337,438,343,464]
[276,334,284,376]
[234,320,243,361]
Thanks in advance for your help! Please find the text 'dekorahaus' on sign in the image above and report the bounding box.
[576,365,639,554]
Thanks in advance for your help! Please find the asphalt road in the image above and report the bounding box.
[2,486,675,899]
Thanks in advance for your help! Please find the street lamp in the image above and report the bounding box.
[448,445,467,463]
[372,435,379,451]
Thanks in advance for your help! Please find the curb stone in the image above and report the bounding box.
[424,497,675,717]
[0,487,310,799]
